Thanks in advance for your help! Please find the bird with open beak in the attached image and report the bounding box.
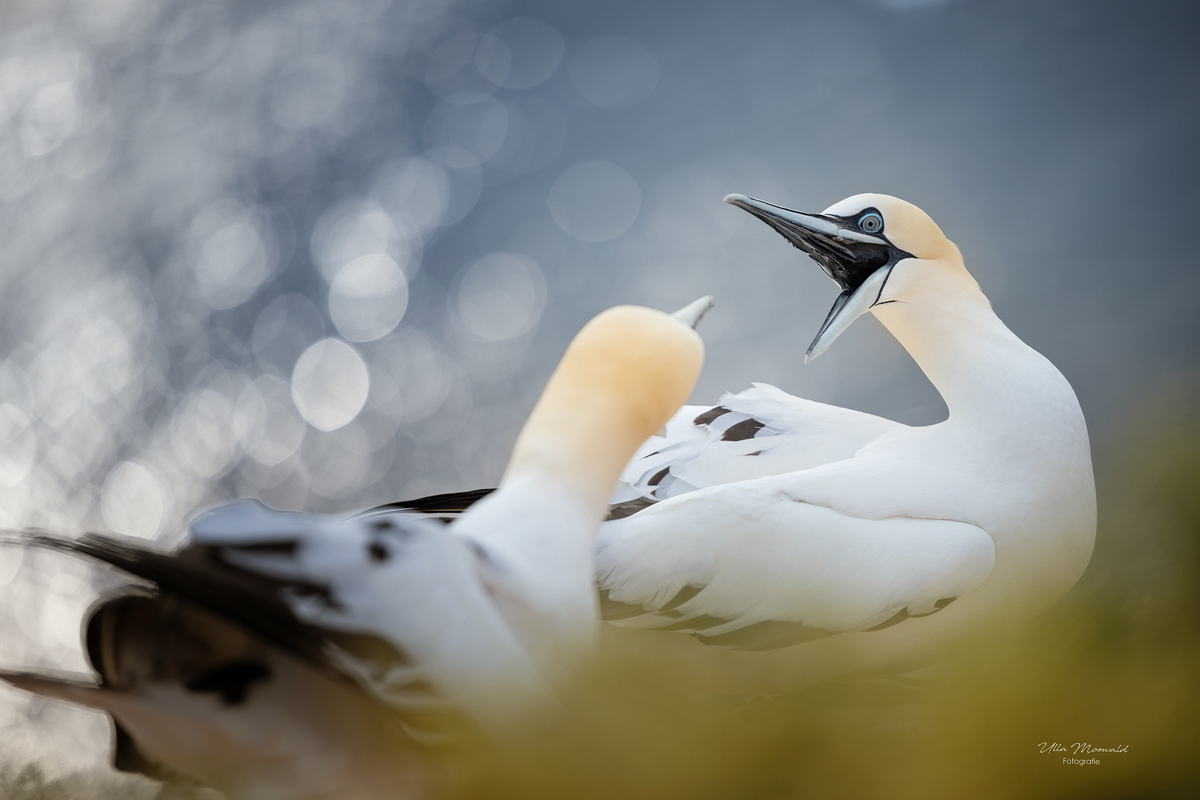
[723,193,916,362]
[592,192,1095,679]
[372,192,1095,680]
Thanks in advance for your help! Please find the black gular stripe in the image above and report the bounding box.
[184,660,272,706]
[721,418,765,442]
[693,406,730,426]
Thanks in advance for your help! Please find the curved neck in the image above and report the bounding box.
[870,274,1050,425]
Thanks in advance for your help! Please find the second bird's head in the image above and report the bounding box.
[724,192,972,361]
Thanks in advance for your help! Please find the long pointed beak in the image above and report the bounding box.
[803,268,890,362]
[671,295,715,329]
[724,193,901,361]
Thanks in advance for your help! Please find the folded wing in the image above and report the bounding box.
[596,480,995,650]
[613,383,905,505]
[17,501,548,736]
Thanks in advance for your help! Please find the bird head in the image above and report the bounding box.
[725,192,967,361]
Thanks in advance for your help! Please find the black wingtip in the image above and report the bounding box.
[365,488,496,519]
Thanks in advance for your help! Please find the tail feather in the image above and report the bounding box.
[26,532,340,676]
[0,670,108,708]
[13,526,460,739]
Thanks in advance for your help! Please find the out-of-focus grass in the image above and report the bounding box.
[4,394,1199,799]
[0,764,157,799]
[457,393,1200,800]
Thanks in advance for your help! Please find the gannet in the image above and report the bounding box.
[595,194,1096,669]
[340,193,1095,677]
[0,301,707,798]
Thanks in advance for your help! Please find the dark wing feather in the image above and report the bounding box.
[598,582,839,651]
[26,532,403,682]
[370,487,658,523]
[112,723,185,783]
[365,489,496,520]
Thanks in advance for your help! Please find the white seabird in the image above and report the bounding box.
[595,194,1096,672]
[0,301,707,798]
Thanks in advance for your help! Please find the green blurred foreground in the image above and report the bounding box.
[4,394,1198,799]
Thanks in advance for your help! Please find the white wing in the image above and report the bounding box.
[612,383,906,508]
[10,500,552,747]
[596,479,995,650]
[190,501,552,732]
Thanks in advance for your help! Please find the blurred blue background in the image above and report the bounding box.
[0,0,1197,779]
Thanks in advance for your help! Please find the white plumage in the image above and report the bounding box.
[612,382,902,501]
[0,189,1099,788]
[596,193,1096,664]
[0,302,707,797]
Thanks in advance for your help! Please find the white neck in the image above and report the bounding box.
[870,256,1095,608]
[870,263,1064,428]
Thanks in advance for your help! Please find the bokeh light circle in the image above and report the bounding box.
[456,253,545,341]
[291,338,370,431]
[329,254,409,342]
[548,160,642,242]
[101,461,165,539]
[310,197,414,282]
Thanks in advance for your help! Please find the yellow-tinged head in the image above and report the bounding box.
[725,192,975,361]
[502,303,705,514]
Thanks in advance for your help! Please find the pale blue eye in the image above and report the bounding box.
[858,212,883,234]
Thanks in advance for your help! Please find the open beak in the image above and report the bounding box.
[724,194,909,362]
